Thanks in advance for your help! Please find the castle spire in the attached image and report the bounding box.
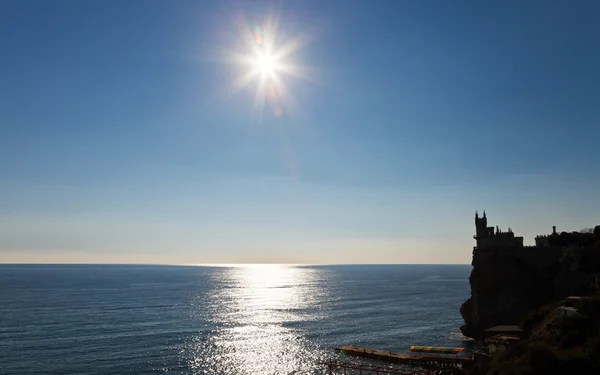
[483,210,486,218]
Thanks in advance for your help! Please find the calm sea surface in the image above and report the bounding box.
[0,264,473,375]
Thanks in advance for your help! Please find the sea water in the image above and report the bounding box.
[0,264,473,374]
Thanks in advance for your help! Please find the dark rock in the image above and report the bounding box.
[460,246,600,340]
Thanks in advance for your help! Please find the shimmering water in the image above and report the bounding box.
[0,264,472,375]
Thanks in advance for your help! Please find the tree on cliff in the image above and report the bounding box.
[490,297,600,375]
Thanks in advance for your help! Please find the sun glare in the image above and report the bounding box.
[223,10,318,118]
[253,53,278,76]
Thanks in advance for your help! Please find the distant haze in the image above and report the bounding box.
[1,1,599,264]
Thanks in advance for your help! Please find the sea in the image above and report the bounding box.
[0,264,474,375]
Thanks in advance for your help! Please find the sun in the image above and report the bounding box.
[222,11,318,117]
[253,53,279,77]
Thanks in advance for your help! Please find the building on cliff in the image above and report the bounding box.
[485,334,521,354]
[475,211,600,250]
[536,225,599,247]
[474,211,524,249]
[534,226,559,247]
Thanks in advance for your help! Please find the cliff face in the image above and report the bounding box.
[460,246,600,340]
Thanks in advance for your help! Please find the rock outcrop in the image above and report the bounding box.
[460,245,600,340]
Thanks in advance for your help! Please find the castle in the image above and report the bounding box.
[474,211,600,250]
[474,211,524,249]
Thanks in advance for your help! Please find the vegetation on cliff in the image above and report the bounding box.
[487,296,600,375]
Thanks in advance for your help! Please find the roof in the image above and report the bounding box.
[484,325,523,333]
[558,306,578,312]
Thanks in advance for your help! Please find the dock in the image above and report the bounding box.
[335,345,473,369]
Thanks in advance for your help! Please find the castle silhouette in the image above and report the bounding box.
[474,211,599,249]
[474,211,523,249]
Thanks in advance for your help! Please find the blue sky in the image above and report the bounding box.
[1,0,599,264]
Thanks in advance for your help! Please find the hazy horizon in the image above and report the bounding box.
[2,1,599,265]
[0,262,471,266]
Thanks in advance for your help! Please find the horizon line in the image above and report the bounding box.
[0,262,471,266]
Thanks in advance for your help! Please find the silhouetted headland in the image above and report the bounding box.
[462,211,600,374]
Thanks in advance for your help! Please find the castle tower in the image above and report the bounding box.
[475,210,488,239]
[473,210,524,249]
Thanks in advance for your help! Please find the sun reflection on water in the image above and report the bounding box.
[187,265,332,375]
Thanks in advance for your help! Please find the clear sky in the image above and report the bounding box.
[1,0,599,264]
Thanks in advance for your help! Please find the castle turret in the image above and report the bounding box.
[475,211,488,240]
[474,211,524,249]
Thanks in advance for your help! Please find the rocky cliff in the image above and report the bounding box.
[460,245,600,340]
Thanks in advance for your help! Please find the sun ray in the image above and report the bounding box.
[275,62,319,84]
[252,74,268,119]
[272,30,317,61]
[229,69,261,97]
[217,7,320,120]
[268,73,299,117]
